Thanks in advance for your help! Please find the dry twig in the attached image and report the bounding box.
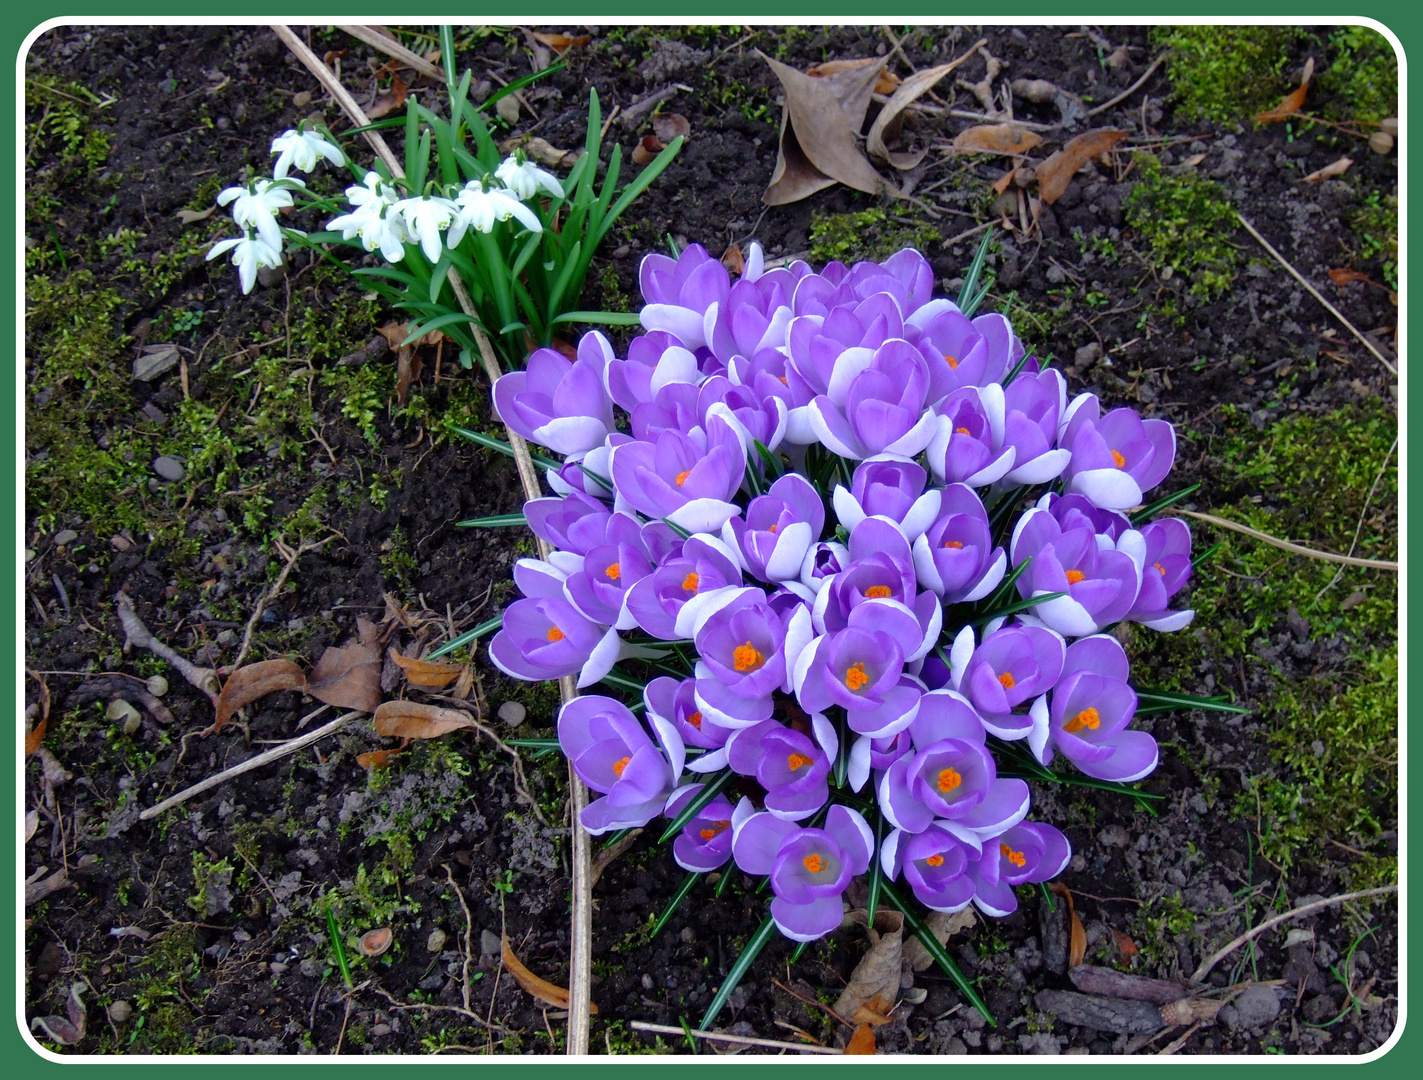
[629,1021,840,1054]
[335,24,444,80]
[1177,510,1398,570]
[115,592,219,703]
[230,534,332,671]
[1086,54,1166,117]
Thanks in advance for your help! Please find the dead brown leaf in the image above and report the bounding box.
[845,1023,877,1054]
[377,321,411,350]
[953,123,1044,157]
[175,206,216,224]
[1035,128,1127,205]
[1301,156,1353,183]
[652,112,691,143]
[390,648,463,689]
[356,748,403,770]
[851,998,895,1026]
[308,641,382,713]
[373,701,478,740]
[530,31,591,54]
[365,71,408,120]
[992,167,1019,195]
[1329,268,1371,287]
[834,909,904,1021]
[451,665,474,702]
[722,243,746,276]
[632,134,665,166]
[1112,928,1140,960]
[394,346,422,407]
[502,934,598,1013]
[1051,883,1087,968]
[901,907,976,972]
[808,57,901,96]
[1181,152,1207,168]
[520,137,575,167]
[26,669,50,757]
[867,43,986,170]
[214,660,306,730]
[1255,56,1314,122]
[761,52,889,205]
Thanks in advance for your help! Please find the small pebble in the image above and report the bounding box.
[146,675,169,698]
[498,701,526,727]
[1228,985,1281,1030]
[641,973,654,990]
[107,1000,133,1023]
[153,456,185,482]
[106,699,142,735]
[370,1023,391,1037]
[480,929,502,958]
[1369,131,1394,155]
[53,529,79,547]
[679,927,696,944]
[496,95,520,125]
[269,962,288,974]
[426,929,448,953]
[216,629,238,646]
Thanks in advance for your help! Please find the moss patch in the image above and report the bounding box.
[1151,26,1301,125]
[808,207,939,267]
[1317,26,1398,124]
[1124,153,1239,302]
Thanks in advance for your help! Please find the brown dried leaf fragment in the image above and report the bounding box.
[1255,57,1314,122]
[308,641,382,713]
[1035,128,1127,205]
[834,909,903,1022]
[356,747,404,770]
[845,1023,877,1054]
[365,70,408,120]
[1111,928,1140,960]
[502,934,599,1013]
[721,243,746,276]
[394,346,422,407]
[214,660,306,730]
[953,123,1044,157]
[808,57,901,96]
[1301,156,1353,183]
[632,134,666,166]
[1050,883,1087,968]
[530,31,591,54]
[26,669,50,757]
[901,907,975,972]
[389,648,463,689]
[867,45,986,170]
[372,701,478,740]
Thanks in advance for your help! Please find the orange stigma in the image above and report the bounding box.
[777,374,788,385]
[865,584,892,598]
[944,354,960,369]
[997,671,1016,690]
[1154,561,1167,576]
[787,752,813,771]
[925,853,945,867]
[611,756,630,778]
[954,426,971,436]
[733,641,765,672]
[1111,449,1126,468]
[1064,707,1101,734]
[845,661,870,691]
[1065,569,1086,585]
[937,767,962,793]
[687,711,703,728]
[605,562,621,580]
[768,522,779,533]
[699,820,731,841]
[802,853,824,873]
[1000,843,1027,868]
[682,571,700,592]
[944,539,964,549]
[546,626,566,642]
[675,469,692,487]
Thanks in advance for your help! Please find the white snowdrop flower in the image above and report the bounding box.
[447,182,542,247]
[269,127,344,179]
[495,154,564,200]
[328,202,410,263]
[217,178,301,252]
[390,195,459,263]
[206,232,284,294]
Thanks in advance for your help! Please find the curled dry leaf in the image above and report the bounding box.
[868,45,986,170]
[762,52,889,205]
[30,982,86,1046]
[808,57,901,96]
[1050,883,1087,968]
[1035,128,1127,205]
[652,112,691,143]
[308,641,382,713]
[1255,56,1314,123]
[500,136,575,167]
[372,701,478,740]
[365,70,408,120]
[175,206,216,224]
[394,347,422,407]
[502,934,599,1013]
[530,31,591,54]
[1111,928,1140,960]
[721,243,746,276]
[632,134,666,166]
[356,747,403,771]
[992,168,1019,195]
[359,927,394,957]
[26,669,50,757]
[389,648,463,689]
[1301,156,1353,183]
[845,1023,877,1055]
[834,909,903,1022]
[214,660,306,731]
[952,123,1044,157]
[901,907,975,972]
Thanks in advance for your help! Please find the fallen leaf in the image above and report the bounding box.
[1035,128,1127,205]
[25,809,39,843]
[809,57,901,96]
[365,71,408,120]
[992,167,1019,195]
[373,701,478,740]
[394,346,422,406]
[902,907,976,972]
[308,641,382,713]
[377,321,412,350]
[721,243,745,276]
[1181,152,1207,168]
[214,660,306,730]
[1111,928,1140,960]
[500,136,574,167]
[359,927,393,957]
[451,665,474,702]
[952,123,1044,157]
[530,31,590,54]
[356,748,403,770]
[632,134,665,166]
[26,669,50,757]
[845,1023,877,1054]
[389,648,463,689]
[652,112,691,143]
[834,909,903,1021]
[851,997,895,1026]
[761,52,890,205]
[502,934,598,1013]
[868,44,986,170]
[1255,56,1314,122]
[30,982,86,1046]
[1050,883,1087,968]
[175,206,216,224]
[1301,156,1353,183]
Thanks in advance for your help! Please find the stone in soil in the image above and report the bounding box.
[1228,986,1282,1030]
[152,455,184,481]
[497,700,526,727]
[131,343,180,381]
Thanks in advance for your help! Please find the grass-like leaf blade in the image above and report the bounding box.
[427,614,503,659]
[699,913,777,1031]
[455,512,528,528]
[880,879,994,1025]
[651,871,703,941]
[658,770,736,844]
[1130,482,1202,524]
[1135,689,1249,714]
[974,590,1066,627]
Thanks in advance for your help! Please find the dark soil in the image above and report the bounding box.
[24,24,1398,1057]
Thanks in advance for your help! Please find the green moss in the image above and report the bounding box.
[808,207,939,267]
[26,74,114,224]
[1150,26,1302,124]
[1317,26,1398,123]
[1350,190,1398,292]
[1123,154,1239,302]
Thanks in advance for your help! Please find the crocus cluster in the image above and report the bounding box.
[491,243,1194,941]
[208,121,560,293]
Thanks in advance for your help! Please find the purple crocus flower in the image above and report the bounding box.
[605,331,703,412]
[799,539,850,594]
[491,333,616,455]
[807,339,938,460]
[623,534,744,640]
[488,596,620,689]
[705,274,794,365]
[557,696,684,833]
[727,714,836,820]
[1031,634,1157,783]
[1059,395,1176,510]
[562,511,654,629]
[911,483,1006,603]
[609,414,746,533]
[967,821,1072,917]
[909,309,1021,406]
[630,381,703,440]
[998,367,1071,485]
[724,473,825,583]
[547,433,624,500]
[1010,507,1143,637]
[700,376,789,451]
[793,620,921,738]
[881,823,981,913]
[1040,492,1132,543]
[694,589,802,701]
[667,787,737,872]
[638,244,730,350]
[524,491,612,556]
[956,624,1066,739]
[846,249,938,319]
[644,676,736,771]
[782,295,904,440]
[926,386,1016,488]
[1128,518,1195,631]
[831,459,941,542]
[732,803,873,941]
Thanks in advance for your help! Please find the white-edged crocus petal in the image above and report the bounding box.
[575,626,622,689]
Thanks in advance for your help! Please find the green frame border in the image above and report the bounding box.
[9,4,1412,1076]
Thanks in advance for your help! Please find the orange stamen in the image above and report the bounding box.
[1000,842,1027,868]
[546,626,566,642]
[865,584,892,599]
[733,641,764,672]
[687,711,703,729]
[699,820,731,842]
[777,374,788,385]
[937,767,962,793]
[845,661,870,691]
[675,469,692,487]
[605,562,621,580]
[944,355,960,369]
[1065,569,1085,585]
[925,853,945,867]
[1064,707,1100,734]
[611,756,630,777]
[802,853,824,873]
[954,426,971,436]
[998,671,1015,690]
[787,752,813,771]
[768,522,779,533]
[682,571,700,592]
[944,539,964,549]
[1154,561,1166,576]
[1111,449,1126,468]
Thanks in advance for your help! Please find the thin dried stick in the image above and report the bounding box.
[115,592,219,703]
[629,1021,840,1054]
[442,864,477,1013]
[335,24,444,80]
[1177,510,1398,570]
[1316,436,1397,599]
[1190,885,1397,983]
[1086,54,1166,117]
[230,535,331,671]
[1236,212,1397,375]
[589,828,641,888]
[138,710,363,820]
